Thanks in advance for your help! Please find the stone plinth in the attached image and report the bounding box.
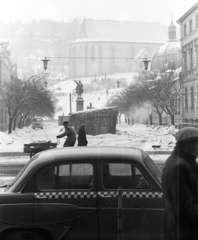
[76,97,84,111]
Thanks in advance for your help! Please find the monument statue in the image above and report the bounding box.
[74,80,84,97]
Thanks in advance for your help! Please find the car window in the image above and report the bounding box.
[134,167,150,189]
[102,163,150,190]
[144,155,162,183]
[38,163,93,190]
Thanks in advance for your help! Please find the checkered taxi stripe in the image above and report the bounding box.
[34,191,163,199]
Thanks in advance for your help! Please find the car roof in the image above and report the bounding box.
[30,146,148,170]
[8,147,152,192]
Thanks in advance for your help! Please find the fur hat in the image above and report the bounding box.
[63,121,69,126]
[175,127,198,142]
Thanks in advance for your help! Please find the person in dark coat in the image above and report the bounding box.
[57,122,76,147]
[77,124,88,146]
[162,127,198,240]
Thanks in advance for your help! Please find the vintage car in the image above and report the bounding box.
[0,146,164,240]
[32,118,44,129]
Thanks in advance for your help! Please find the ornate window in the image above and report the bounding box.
[191,86,194,110]
[189,20,192,33]
[189,47,193,69]
[184,24,187,37]
[185,88,188,110]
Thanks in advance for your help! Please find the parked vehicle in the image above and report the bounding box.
[0,146,164,240]
[32,118,43,129]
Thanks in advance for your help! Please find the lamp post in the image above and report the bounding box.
[41,57,51,70]
[44,79,48,88]
[142,58,151,71]
[117,80,120,88]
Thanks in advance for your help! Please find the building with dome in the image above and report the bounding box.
[151,21,181,72]
[149,21,182,125]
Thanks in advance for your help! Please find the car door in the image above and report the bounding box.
[97,158,164,240]
[33,160,98,240]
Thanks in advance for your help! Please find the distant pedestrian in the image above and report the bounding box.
[77,124,88,146]
[57,122,76,147]
[162,127,198,240]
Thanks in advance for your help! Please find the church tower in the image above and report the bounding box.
[168,16,177,41]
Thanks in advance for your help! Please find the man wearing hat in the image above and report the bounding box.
[162,127,198,240]
[56,121,76,147]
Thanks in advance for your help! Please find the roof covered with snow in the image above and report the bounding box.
[74,19,168,44]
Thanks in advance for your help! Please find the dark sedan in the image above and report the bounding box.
[0,146,164,240]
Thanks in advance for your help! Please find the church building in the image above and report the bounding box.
[68,19,168,78]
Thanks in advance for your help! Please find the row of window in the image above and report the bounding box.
[184,15,198,37]
[38,163,150,190]
[183,44,198,70]
[184,86,198,110]
[77,45,135,63]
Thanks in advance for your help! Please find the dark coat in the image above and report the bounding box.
[162,149,198,240]
[57,126,76,147]
[77,125,88,146]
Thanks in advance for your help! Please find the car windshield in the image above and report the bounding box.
[4,155,39,191]
[144,155,162,184]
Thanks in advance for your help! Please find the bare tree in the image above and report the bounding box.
[0,74,56,133]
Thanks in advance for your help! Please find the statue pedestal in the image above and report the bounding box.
[76,97,84,111]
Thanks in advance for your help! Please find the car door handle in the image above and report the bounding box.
[99,195,112,198]
[35,195,48,199]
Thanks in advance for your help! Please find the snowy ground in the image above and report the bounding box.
[0,122,178,153]
[0,122,178,185]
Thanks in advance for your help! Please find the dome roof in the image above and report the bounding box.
[151,40,181,71]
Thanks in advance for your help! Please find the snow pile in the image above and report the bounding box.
[0,132,13,145]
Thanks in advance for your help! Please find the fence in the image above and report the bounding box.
[69,106,118,135]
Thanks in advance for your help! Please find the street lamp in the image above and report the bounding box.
[41,57,51,70]
[44,79,48,88]
[142,58,151,71]
[117,80,120,88]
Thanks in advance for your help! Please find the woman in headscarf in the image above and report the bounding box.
[77,124,88,146]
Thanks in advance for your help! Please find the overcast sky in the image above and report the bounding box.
[1,0,197,25]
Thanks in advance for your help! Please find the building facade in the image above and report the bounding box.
[150,21,182,125]
[0,41,12,132]
[69,19,168,78]
[177,3,198,123]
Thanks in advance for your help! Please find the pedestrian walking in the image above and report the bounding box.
[162,127,198,240]
[59,120,69,132]
[57,121,76,147]
[77,123,88,146]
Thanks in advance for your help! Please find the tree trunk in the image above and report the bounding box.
[119,115,121,123]
[158,114,162,125]
[131,117,134,125]
[21,117,26,128]
[18,117,23,129]
[8,117,13,134]
[149,114,153,125]
[170,114,174,125]
[13,117,17,130]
